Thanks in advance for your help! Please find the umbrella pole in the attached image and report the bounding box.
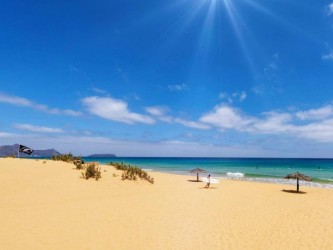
[296,178,299,192]
[197,172,199,182]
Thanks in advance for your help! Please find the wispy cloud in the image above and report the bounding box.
[0,93,31,106]
[219,92,233,103]
[14,124,64,133]
[63,110,82,116]
[82,96,155,124]
[145,106,210,128]
[0,132,14,138]
[251,85,264,95]
[322,50,333,61]
[0,93,82,116]
[239,91,247,102]
[252,54,281,95]
[264,62,278,81]
[116,66,129,82]
[145,106,168,116]
[168,83,188,92]
[174,118,211,130]
[145,106,173,122]
[219,91,247,103]
[327,2,333,15]
[91,87,108,94]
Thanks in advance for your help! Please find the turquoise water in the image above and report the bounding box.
[84,157,333,184]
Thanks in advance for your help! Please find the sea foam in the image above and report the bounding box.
[222,176,333,189]
[227,172,244,178]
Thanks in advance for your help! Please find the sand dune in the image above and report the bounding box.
[0,158,332,250]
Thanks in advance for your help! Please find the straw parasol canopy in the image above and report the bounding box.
[190,168,206,182]
[285,172,312,192]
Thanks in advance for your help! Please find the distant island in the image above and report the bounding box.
[85,154,116,158]
[0,144,61,157]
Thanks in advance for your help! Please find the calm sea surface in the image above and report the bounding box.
[84,157,333,185]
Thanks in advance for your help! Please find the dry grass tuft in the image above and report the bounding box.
[108,162,154,184]
[81,162,102,181]
[52,153,84,170]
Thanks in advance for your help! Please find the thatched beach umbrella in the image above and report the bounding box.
[190,168,206,182]
[285,172,312,192]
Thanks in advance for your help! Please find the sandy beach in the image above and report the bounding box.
[0,158,332,250]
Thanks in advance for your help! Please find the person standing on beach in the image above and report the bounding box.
[205,174,211,188]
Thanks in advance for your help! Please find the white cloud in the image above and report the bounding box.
[322,51,333,61]
[296,105,333,120]
[197,102,333,143]
[14,124,64,133]
[2,126,333,157]
[251,112,292,134]
[200,105,254,130]
[294,119,333,142]
[257,110,333,143]
[168,83,188,92]
[0,93,82,116]
[82,96,155,124]
[174,118,211,130]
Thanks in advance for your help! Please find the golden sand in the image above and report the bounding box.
[0,158,332,250]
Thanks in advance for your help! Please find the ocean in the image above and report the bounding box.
[84,157,333,188]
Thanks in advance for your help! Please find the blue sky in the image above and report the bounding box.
[1,0,333,157]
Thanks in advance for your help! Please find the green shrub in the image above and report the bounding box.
[3,154,16,158]
[52,153,84,169]
[81,162,101,181]
[108,162,154,184]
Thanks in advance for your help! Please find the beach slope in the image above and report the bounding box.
[0,158,332,249]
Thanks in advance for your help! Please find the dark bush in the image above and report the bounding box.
[108,162,154,184]
[52,153,84,169]
[81,162,101,181]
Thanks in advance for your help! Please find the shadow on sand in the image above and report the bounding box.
[282,189,307,194]
[187,180,203,182]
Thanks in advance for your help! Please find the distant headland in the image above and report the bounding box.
[0,144,61,157]
[85,154,116,158]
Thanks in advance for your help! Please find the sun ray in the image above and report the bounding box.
[148,0,319,76]
[243,0,322,45]
[198,0,218,51]
[223,0,257,73]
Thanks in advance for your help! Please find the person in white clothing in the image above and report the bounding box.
[205,174,211,188]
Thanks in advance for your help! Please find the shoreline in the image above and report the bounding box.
[143,169,333,189]
[84,157,333,184]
